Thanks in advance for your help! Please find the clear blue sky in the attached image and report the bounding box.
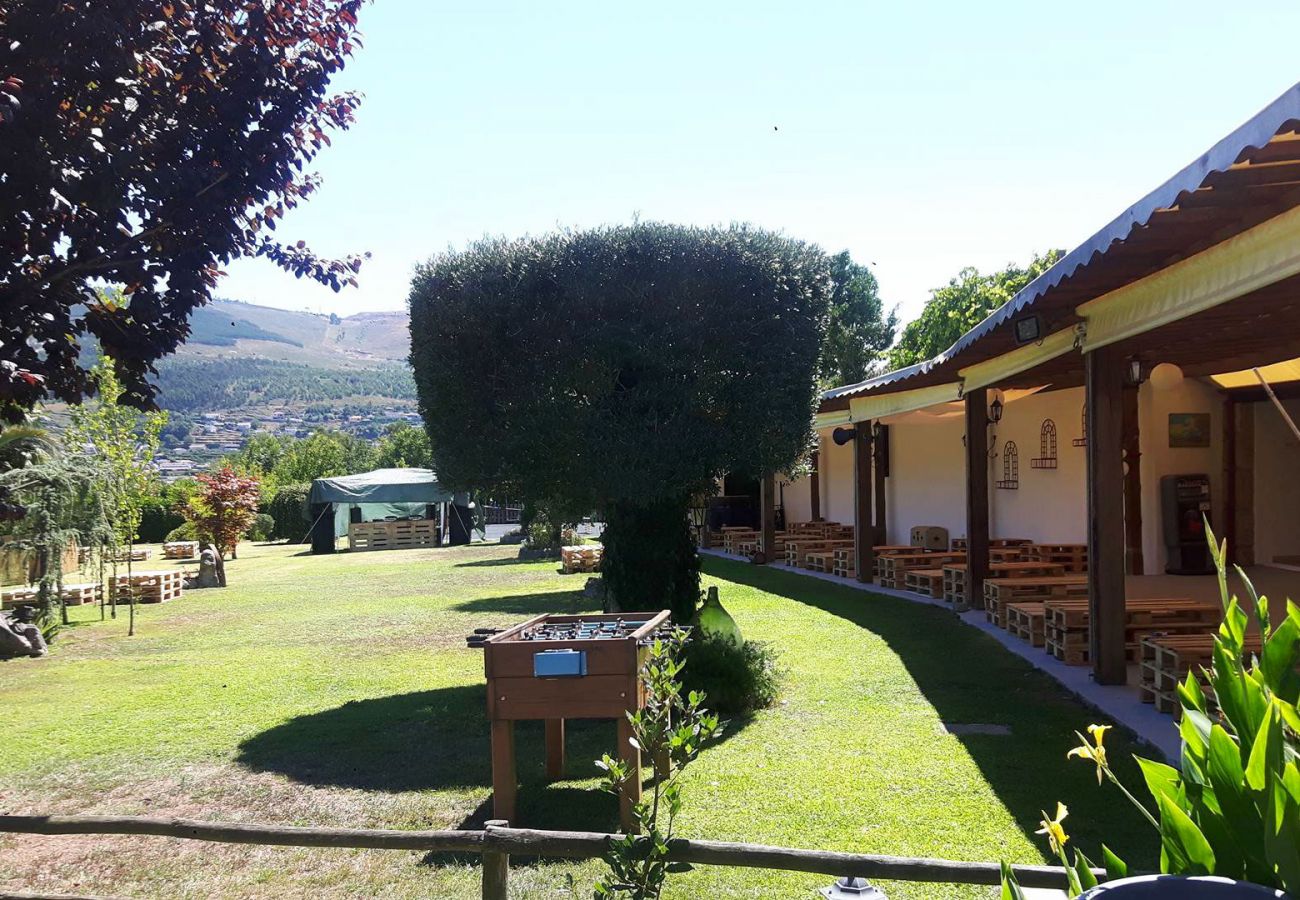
[218,0,1300,328]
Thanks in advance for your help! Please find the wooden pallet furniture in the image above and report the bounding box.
[783,537,852,568]
[983,576,1088,628]
[903,568,946,598]
[951,538,1031,552]
[163,541,199,560]
[941,560,1066,604]
[797,540,855,569]
[1137,633,1266,718]
[722,528,758,556]
[877,552,964,589]
[804,550,836,572]
[560,545,603,574]
[1022,543,1088,574]
[112,547,152,563]
[109,570,184,604]
[0,583,97,610]
[1043,597,1220,666]
[831,546,856,579]
[1006,602,1047,646]
[348,519,440,552]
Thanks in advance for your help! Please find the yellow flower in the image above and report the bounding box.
[1036,802,1070,856]
[1067,724,1111,784]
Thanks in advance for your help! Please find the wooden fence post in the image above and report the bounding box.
[483,819,510,900]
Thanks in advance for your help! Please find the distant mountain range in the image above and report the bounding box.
[152,298,417,416]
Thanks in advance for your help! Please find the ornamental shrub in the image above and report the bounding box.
[267,483,310,543]
[681,633,783,716]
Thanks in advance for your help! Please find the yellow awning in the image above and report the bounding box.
[845,382,963,424]
[1210,358,1300,389]
[958,327,1078,391]
[1079,203,1300,351]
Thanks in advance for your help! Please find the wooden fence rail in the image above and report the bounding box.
[0,814,1099,898]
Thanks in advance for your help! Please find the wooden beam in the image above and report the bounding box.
[873,425,887,545]
[1121,385,1143,575]
[760,473,777,564]
[810,447,822,522]
[962,390,989,611]
[854,422,874,583]
[1086,346,1128,685]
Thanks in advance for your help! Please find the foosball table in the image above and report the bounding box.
[481,610,672,830]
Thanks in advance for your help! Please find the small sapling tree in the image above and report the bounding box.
[409,223,830,621]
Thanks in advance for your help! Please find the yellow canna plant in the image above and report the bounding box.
[1003,521,1300,897]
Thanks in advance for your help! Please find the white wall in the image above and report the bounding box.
[781,472,813,524]
[1254,397,1300,564]
[820,430,856,527]
[882,416,966,543]
[988,387,1088,544]
[1138,377,1224,574]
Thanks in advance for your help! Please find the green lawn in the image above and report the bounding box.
[0,541,1158,898]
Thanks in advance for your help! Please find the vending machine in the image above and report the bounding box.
[1160,474,1214,575]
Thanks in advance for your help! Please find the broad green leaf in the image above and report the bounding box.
[999,861,1027,900]
[1210,640,1257,740]
[1155,791,1216,875]
[1262,617,1300,703]
[1264,779,1300,894]
[1101,844,1128,881]
[1177,670,1208,714]
[1137,756,1184,806]
[1073,849,1099,890]
[1219,597,1247,655]
[1246,705,1282,793]
[1234,564,1266,634]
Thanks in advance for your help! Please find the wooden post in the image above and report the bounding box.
[810,447,822,522]
[760,472,777,563]
[490,720,517,823]
[873,424,887,545]
[544,719,565,781]
[616,716,642,833]
[482,819,510,900]
[962,390,990,612]
[1121,385,1144,575]
[1086,346,1128,685]
[854,422,874,583]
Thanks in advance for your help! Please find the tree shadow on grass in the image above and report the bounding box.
[699,556,1161,867]
[452,590,596,617]
[453,556,543,569]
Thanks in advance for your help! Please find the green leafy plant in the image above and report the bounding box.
[595,628,723,900]
[680,633,783,716]
[1002,521,1300,896]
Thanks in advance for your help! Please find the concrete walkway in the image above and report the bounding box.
[700,547,1182,762]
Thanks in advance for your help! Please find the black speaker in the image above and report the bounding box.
[832,426,857,446]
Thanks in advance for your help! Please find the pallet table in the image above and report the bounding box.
[942,561,1066,604]
[0,583,99,609]
[877,552,964,589]
[482,611,671,831]
[722,529,758,556]
[1043,597,1220,666]
[1138,633,1264,718]
[109,570,184,604]
[983,576,1087,628]
[784,538,853,568]
[163,541,199,560]
[831,546,856,579]
[951,538,1031,552]
[560,545,603,574]
[112,547,152,563]
[1022,543,1089,574]
[804,550,836,573]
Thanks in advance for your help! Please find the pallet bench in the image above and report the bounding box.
[784,538,853,569]
[903,568,946,598]
[1006,602,1047,647]
[109,570,184,605]
[163,541,199,560]
[1,581,103,610]
[349,519,439,552]
[112,547,152,563]
[831,547,856,579]
[951,538,1032,552]
[1043,597,1220,666]
[560,545,603,574]
[941,561,1066,604]
[1022,543,1089,573]
[1138,633,1266,718]
[983,576,1088,628]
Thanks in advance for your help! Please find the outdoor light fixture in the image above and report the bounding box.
[831,426,858,446]
[1127,358,1146,386]
[1013,313,1042,345]
[820,876,887,899]
[1150,362,1184,391]
[988,397,1004,424]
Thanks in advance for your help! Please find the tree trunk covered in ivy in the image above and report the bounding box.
[601,496,699,623]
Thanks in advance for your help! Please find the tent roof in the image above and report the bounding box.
[309,468,453,506]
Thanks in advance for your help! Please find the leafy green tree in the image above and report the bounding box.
[234,434,290,476]
[888,250,1064,370]
[270,429,374,484]
[374,422,432,470]
[409,223,830,621]
[65,360,166,635]
[819,251,897,388]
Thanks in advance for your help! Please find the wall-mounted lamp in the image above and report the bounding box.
[1126,358,1145,387]
[989,397,1004,424]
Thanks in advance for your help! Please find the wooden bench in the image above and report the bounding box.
[831,546,856,579]
[942,561,1066,604]
[903,568,946,598]
[560,545,603,574]
[110,570,184,604]
[1022,543,1089,573]
[1138,632,1267,718]
[878,552,964,589]
[983,576,1088,628]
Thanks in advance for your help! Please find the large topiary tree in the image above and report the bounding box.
[409,223,831,621]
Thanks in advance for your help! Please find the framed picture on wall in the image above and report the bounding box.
[1168,412,1211,448]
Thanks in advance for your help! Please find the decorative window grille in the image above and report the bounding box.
[1031,419,1058,469]
[996,440,1019,489]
